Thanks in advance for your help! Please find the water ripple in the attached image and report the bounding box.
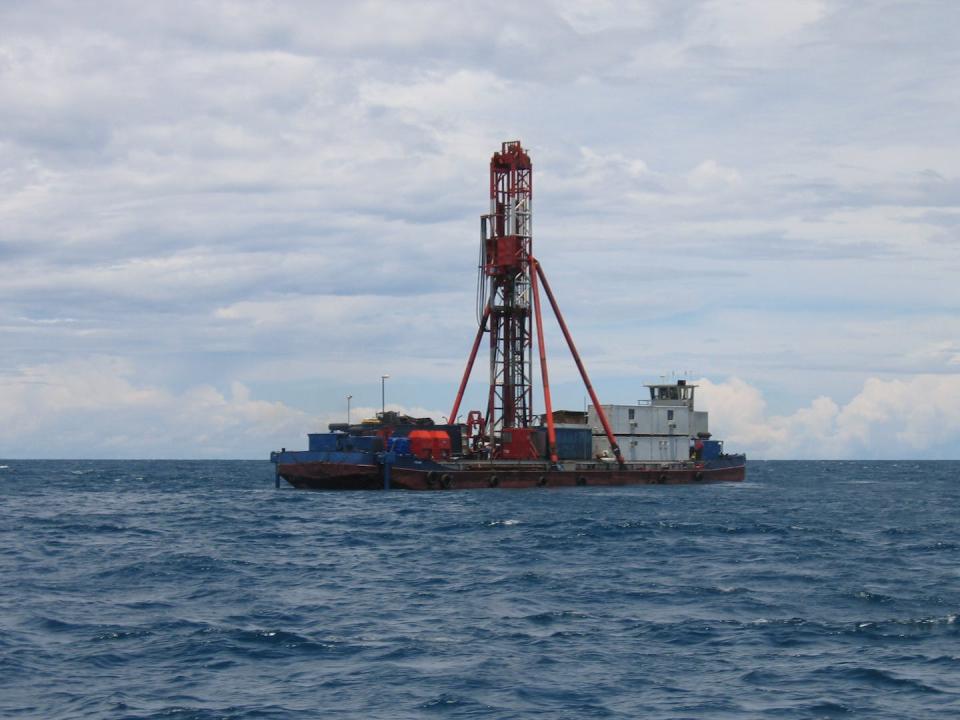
[1,460,958,718]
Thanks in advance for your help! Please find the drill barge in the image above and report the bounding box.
[271,141,745,490]
[273,454,745,491]
[272,381,745,491]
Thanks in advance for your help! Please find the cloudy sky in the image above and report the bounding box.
[1,0,958,459]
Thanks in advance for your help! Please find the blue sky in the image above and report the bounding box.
[1,0,958,459]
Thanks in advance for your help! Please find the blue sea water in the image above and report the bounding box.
[0,461,958,719]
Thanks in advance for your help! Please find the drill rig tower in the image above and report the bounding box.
[483,142,533,439]
[450,140,625,466]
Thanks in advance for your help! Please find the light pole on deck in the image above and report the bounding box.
[381,374,390,415]
[346,394,352,425]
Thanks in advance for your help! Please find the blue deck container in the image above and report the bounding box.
[554,426,592,460]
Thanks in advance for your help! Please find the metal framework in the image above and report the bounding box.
[483,141,533,438]
[450,140,624,466]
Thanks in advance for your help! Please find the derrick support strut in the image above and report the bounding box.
[449,304,490,424]
[534,259,625,467]
[529,258,557,464]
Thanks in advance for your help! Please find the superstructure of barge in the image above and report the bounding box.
[271,141,746,490]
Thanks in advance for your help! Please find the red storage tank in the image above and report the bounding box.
[408,430,433,459]
[408,430,451,460]
[430,430,451,460]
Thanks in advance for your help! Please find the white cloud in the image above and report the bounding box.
[696,374,960,459]
[551,0,659,34]
[0,1,958,458]
[686,159,742,190]
[0,357,316,458]
[0,356,452,458]
[688,0,826,49]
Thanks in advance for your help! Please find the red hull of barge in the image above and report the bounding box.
[279,462,745,491]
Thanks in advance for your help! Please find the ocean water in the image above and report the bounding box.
[1,461,958,719]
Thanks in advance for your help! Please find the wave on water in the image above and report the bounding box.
[1,460,958,719]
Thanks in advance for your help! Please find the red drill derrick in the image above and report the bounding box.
[484,141,533,442]
[449,141,624,466]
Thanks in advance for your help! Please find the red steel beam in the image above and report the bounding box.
[529,260,558,464]
[449,304,490,424]
[534,260,625,467]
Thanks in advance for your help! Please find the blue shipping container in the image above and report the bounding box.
[554,427,592,460]
[308,433,340,452]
